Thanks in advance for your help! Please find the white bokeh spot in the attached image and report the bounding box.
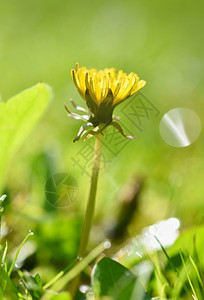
[160,108,201,147]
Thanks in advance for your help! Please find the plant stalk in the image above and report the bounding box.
[70,134,102,297]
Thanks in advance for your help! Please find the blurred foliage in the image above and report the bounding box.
[0,83,52,192]
[0,0,203,226]
[0,0,204,299]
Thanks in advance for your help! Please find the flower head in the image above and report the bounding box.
[66,63,146,142]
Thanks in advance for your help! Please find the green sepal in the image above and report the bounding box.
[73,122,93,142]
[110,121,136,139]
[83,123,108,141]
[85,89,114,126]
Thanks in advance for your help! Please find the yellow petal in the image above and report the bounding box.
[76,68,86,95]
[130,80,146,96]
[71,64,146,111]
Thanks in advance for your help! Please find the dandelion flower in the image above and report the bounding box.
[66,63,146,142]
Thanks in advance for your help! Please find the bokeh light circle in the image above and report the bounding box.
[160,108,201,147]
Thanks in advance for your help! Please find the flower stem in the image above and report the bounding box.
[70,134,102,297]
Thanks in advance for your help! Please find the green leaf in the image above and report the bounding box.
[169,225,204,263]
[34,273,43,290]
[0,83,52,192]
[0,265,19,299]
[91,257,150,300]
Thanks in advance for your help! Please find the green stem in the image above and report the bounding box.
[78,135,102,257]
[70,134,102,297]
[8,231,34,277]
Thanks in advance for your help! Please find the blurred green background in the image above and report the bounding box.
[0,0,204,283]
